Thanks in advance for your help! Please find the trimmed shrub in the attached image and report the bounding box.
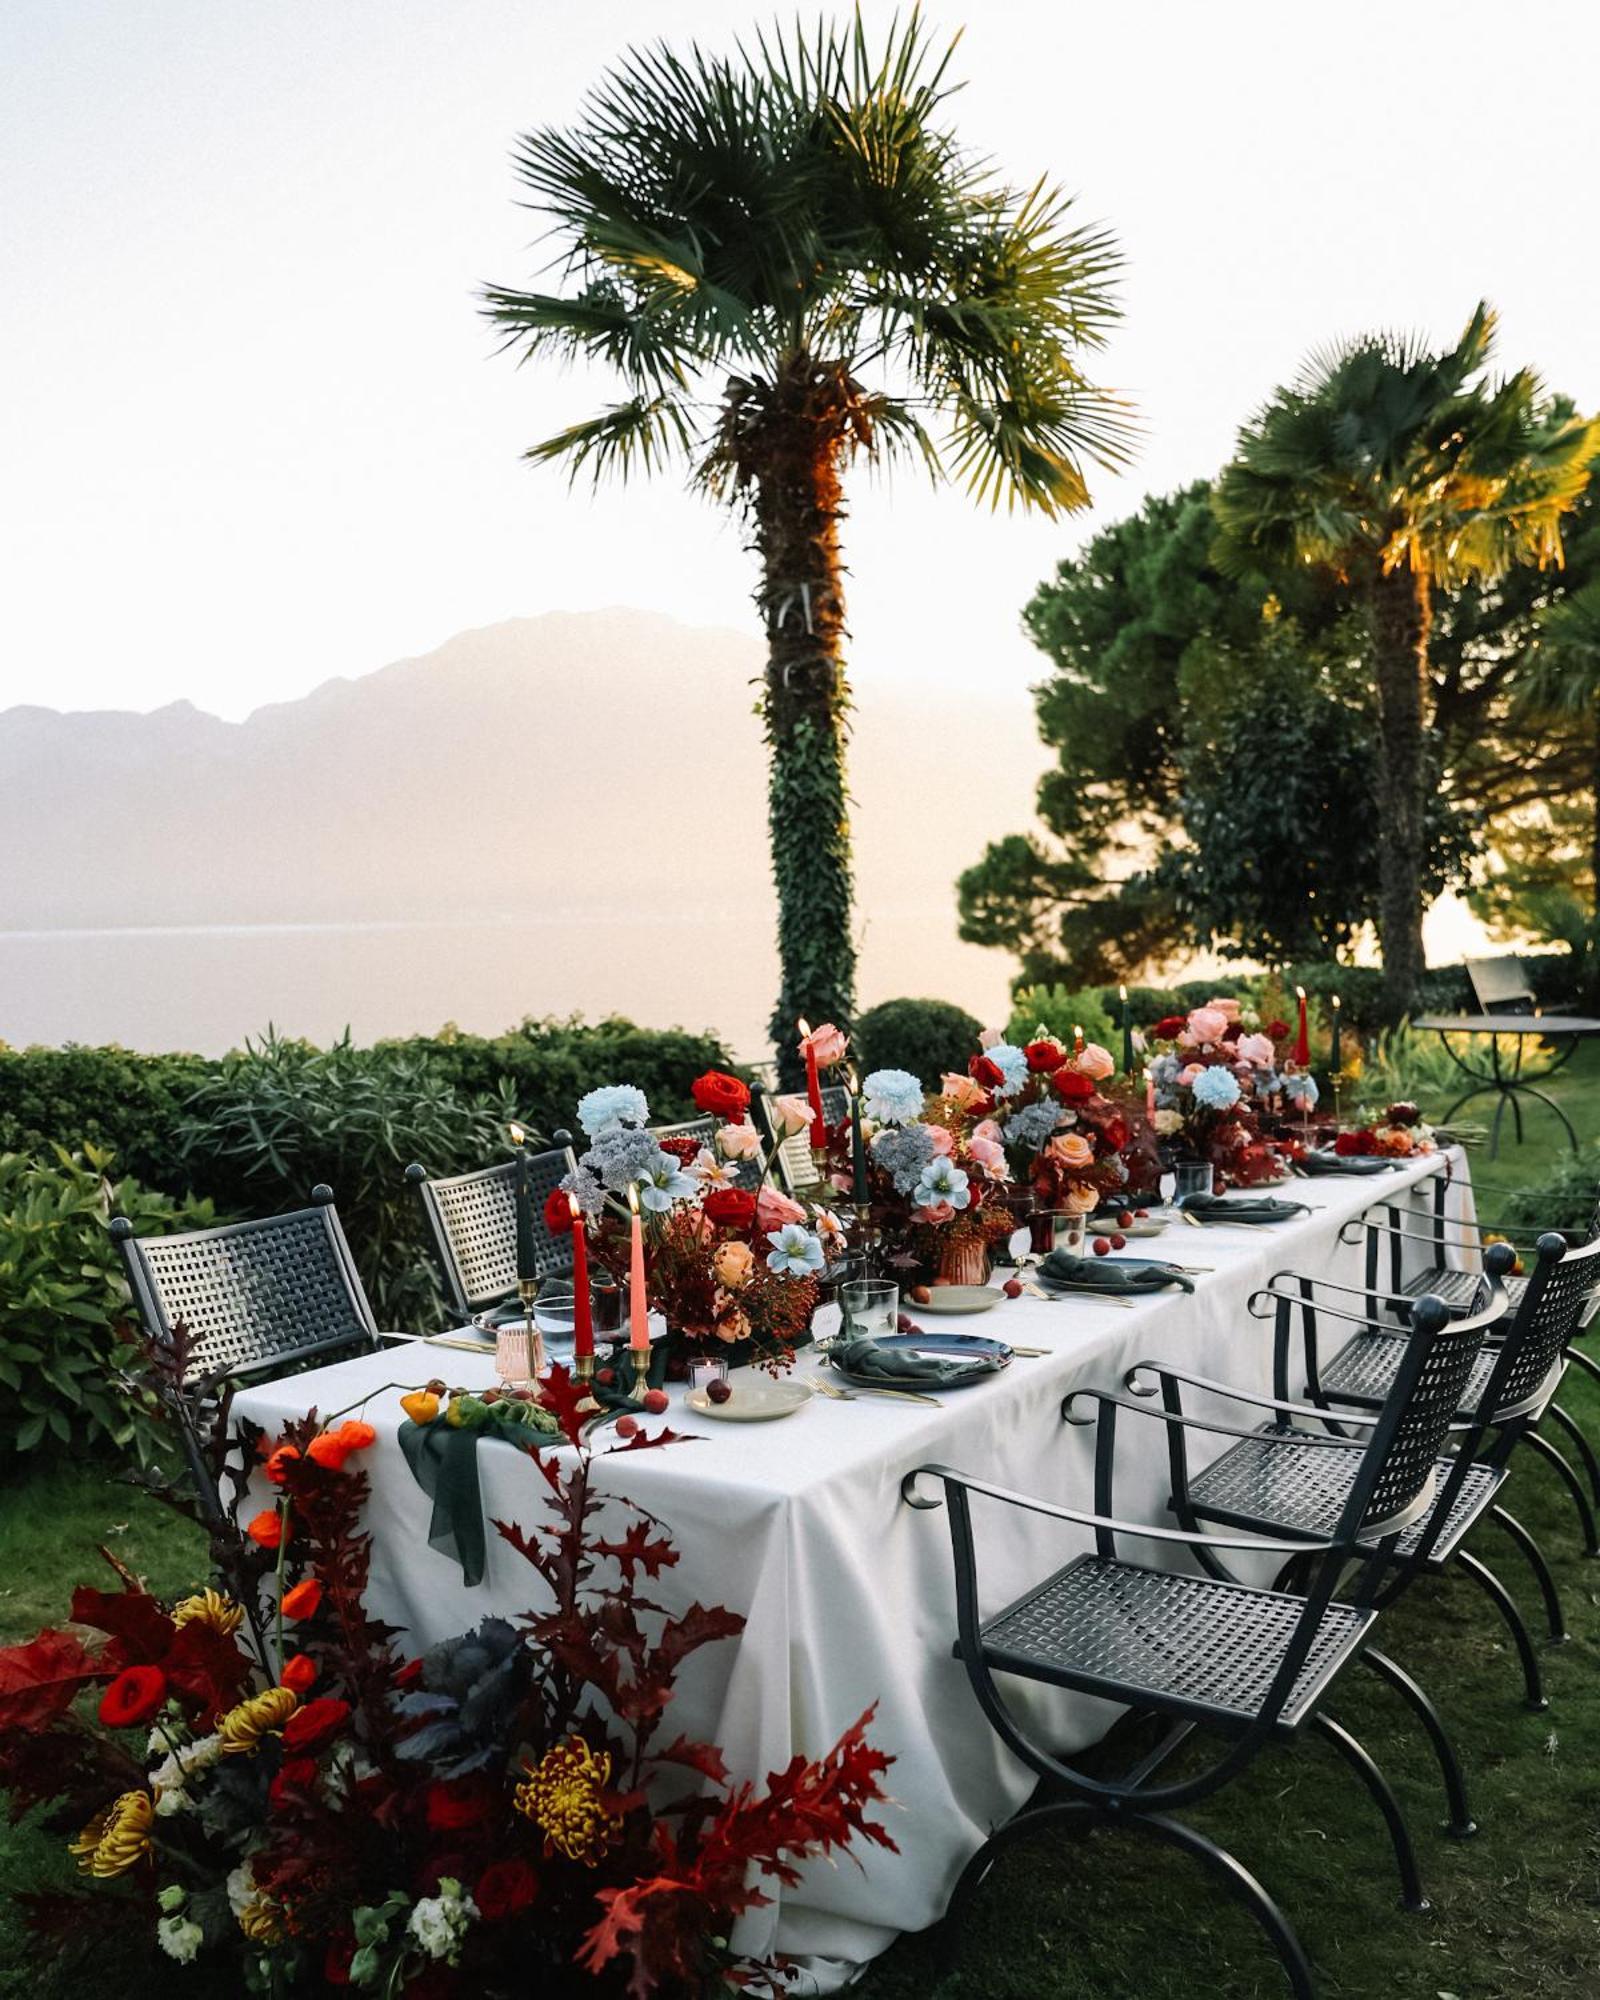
[1491,1146,1600,1239]
[0,1045,211,1191]
[0,1147,217,1467]
[1008,985,1117,1053]
[852,998,984,1085]
[173,1032,507,1330]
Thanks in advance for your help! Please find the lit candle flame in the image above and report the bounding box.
[1295,985,1306,1000]
[1331,994,1341,1010]
[508,1121,526,1145]
[797,1017,812,1041]
[568,1192,582,1221]
[627,1182,641,1215]
[1119,983,1127,1001]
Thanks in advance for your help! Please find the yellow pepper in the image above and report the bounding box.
[401,1390,440,1426]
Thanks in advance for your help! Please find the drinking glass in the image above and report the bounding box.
[533,1287,576,1342]
[841,1278,899,1342]
[688,1353,730,1393]
[1172,1162,1214,1206]
[1049,1211,1087,1256]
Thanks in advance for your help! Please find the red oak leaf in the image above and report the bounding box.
[0,1628,111,1731]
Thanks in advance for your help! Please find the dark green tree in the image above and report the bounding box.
[1213,304,1598,1014]
[483,13,1130,1071]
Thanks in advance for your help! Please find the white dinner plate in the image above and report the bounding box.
[686,1377,813,1422]
[911,1285,1004,1315]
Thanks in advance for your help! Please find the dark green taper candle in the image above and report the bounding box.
[1119,983,1135,1074]
[850,1086,870,1205]
[512,1125,538,1285]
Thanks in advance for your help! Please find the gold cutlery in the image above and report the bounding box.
[811,1377,942,1407]
[1024,1284,1134,1309]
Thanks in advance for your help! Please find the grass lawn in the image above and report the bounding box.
[3,1050,1598,1997]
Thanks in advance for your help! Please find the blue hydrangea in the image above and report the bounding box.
[1149,1053,1182,1088]
[862,1068,925,1125]
[576,1083,650,1137]
[870,1122,937,1194]
[584,1125,670,1193]
[984,1041,1030,1101]
[1003,1099,1062,1154]
[1284,1073,1319,1109]
[559,1164,606,1217]
[1191,1066,1242,1112]
[766,1223,826,1278]
[912,1156,972,1211]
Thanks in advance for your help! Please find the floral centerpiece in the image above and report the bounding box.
[0,1374,893,1995]
[1143,1000,1300,1189]
[969,1029,1158,1218]
[556,1074,839,1370]
[1332,1100,1439,1158]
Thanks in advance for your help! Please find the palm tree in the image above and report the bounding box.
[1513,580,1600,1003]
[1213,304,1598,1016]
[483,12,1131,1069]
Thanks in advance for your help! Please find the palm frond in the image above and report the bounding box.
[525,395,698,485]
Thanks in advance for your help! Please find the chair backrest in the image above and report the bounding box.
[111,1188,378,1387]
[406,1148,575,1318]
[1339,1255,1511,1538]
[651,1116,715,1149]
[766,1084,851,1191]
[1466,956,1536,1014]
[1478,1231,1600,1419]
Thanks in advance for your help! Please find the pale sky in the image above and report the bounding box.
[4,0,1598,722]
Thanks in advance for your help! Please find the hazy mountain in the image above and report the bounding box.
[0,611,1048,1052]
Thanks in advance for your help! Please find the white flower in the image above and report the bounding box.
[862,1069,925,1126]
[813,1208,849,1252]
[157,1915,204,1965]
[689,1146,745,1189]
[911,1156,972,1212]
[408,1879,478,1965]
[765,1223,826,1278]
[154,1783,193,1817]
[576,1083,650,1137]
[715,1121,762,1161]
[635,1158,698,1212]
[1153,1108,1185,1136]
[226,1863,256,1919]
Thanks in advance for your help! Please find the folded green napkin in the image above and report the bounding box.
[1179,1192,1309,1224]
[398,1420,501,1588]
[829,1335,996,1388]
[1037,1251,1194,1294]
[1295,1151,1396,1178]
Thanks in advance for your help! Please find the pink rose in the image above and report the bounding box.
[1178,1063,1204,1087]
[978,1025,1003,1050]
[716,1121,762,1160]
[971,1117,1005,1147]
[1207,997,1242,1022]
[927,1123,955,1156]
[1050,1133,1095,1171]
[1236,1033,1275,1068]
[1186,1007,1229,1047]
[940,1073,986,1109]
[800,1022,848,1067]
[913,1201,956,1225]
[770,1093,814,1137]
[756,1186,807,1232]
[1072,1043,1116,1082]
[968,1135,1008,1175]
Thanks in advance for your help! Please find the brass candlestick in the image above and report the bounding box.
[572,1349,598,1410]
[628,1347,651,1403]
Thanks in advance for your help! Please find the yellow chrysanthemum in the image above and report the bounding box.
[172,1588,244,1639]
[69,1790,154,1877]
[514,1736,617,1865]
[217,1685,298,1757]
[236,1898,285,1944]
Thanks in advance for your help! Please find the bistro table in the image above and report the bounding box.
[1412,1014,1600,1156]
[233,1150,1473,1996]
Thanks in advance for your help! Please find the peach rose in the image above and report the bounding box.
[972,1117,1005,1147]
[927,1122,955,1156]
[968,1135,1009,1175]
[913,1201,956,1225]
[1207,997,1241,1021]
[770,1093,814,1136]
[1186,1007,1230,1047]
[712,1240,756,1289]
[1072,1043,1116,1081]
[1050,1132,1095,1171]
[1236,1033,1275,1068]
[1178,1064,1204,1087]
[716,1121,762,1160]
[940,1073,986,1109]
[756,1186,807,1232]
[713,1300,752,1344]
[800,1022,848,1067]
[1060,1182,1100,1216]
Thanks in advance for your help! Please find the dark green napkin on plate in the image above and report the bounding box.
[1295,1151,1397,1177]
[1037,1252,1195,1294]
[1179,1192,1309,1224]
[829,1335,997,1389]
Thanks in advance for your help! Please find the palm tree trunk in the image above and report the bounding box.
[1369,566,1431,1017]
[745,354,858,1080]
[1589,699,1600,1010]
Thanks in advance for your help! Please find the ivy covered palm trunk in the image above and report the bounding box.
[1371,566,1433,1017]
[728,354,860,1079]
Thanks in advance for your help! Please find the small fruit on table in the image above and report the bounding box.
[1002,1278,1023,1299]
[706,1378,733,1405]
[1091,1237,1111,1257]
[400,1390,440,1426]
[614,1414,639,1438]
[1134,1208,1149,1219]
[596,1366,615,1386]
[1109,1232,1127,1250]
[642,1387,669,1415]
[909,1284,932,1305]
[1116,1210,1133,1227]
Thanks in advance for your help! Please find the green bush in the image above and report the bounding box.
[0,1045,211,1191]
[0,1147,217,1467]
[1008,984,1117,1053]
[852,998,984,1085]
[173,1032,508,1330]
[1490,1146,1600,1238]
[397,1016,736,1137]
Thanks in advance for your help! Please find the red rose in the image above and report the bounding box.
[703,1188,757,1230]
[426,1777,496,1832]
[691,1070,751,1121]
[476,1857,539,1922]
[1386,1101,1420,1127]
[1100,1116,1130,1153]
[1152,1016,1187,1040]
[657,1134,701,1165]
[543,1187,575,1235]
[970,1054,1004,1090]
[1024,1040,1067,1073]
[97,1664,167,1729]
[280,1654,317,1695]
[1265,1019,1291,1042]
[281,1578,323,1621]
[1051,1069,1094,1103]
[324,1939,356,1988]
[269,1755,319,1810]
[1334,1130,1376,1157]
[281,1695,351,1754]
[1221,1023,1243,1043]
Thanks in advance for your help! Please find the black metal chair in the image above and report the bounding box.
[905,1276,1499,1997]
[405,1145,577,1326]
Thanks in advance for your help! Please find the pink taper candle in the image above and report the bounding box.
[568,1195,593,1360]
[798,1019,827,1149]
[627,1183,649,1353]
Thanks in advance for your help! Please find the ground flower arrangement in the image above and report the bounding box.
[0,1368,894,1995]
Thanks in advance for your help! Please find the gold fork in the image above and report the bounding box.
[810,1377,942,1407]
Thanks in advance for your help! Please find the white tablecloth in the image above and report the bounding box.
[233,1150,1473,1992]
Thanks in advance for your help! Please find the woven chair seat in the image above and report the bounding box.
[1400,1266,1526,1312]
[978,1555,1374,1730]
[1187,1427,1504,1563]
[1320,1331,1496,1411]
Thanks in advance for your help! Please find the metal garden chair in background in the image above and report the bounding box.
[764,1082,849,1192]
[904,1278,1497,1998]
[405,1142,577,1327]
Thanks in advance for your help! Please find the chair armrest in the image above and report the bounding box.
[1123,1359,1380,1428]
[900,1463,1337,1555]
[1062,1384,1363,1446]
[1269,1272,1419,1311]
[1248,1284,1415,1331]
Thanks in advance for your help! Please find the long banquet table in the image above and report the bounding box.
[233,1150,1474,1993]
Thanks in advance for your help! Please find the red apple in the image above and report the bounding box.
[642,1388,669,1415]
[1110,1232,1127,1250]
[1092,1236,1111,1256]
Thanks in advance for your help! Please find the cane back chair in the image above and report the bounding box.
[905,1278,1498,1997]
[406,1144,577,1325]
[765,1083,850,1192]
